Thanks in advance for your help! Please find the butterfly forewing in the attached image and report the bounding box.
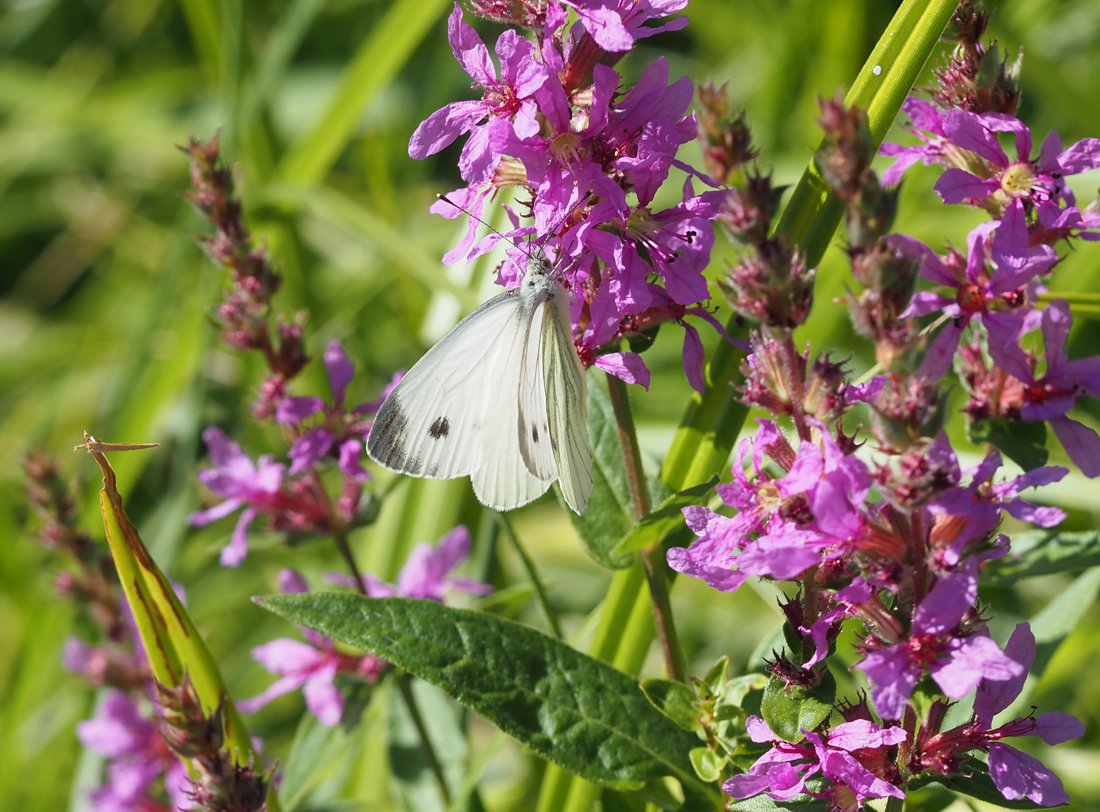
[367,290,524,479]
[542,290,594,514]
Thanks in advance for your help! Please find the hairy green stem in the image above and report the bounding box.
[606,373,688,682]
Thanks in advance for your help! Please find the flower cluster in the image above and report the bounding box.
[410,1,726,390]
[190,340,391,566]
[670,24,1095,804]
[240,526,489,726]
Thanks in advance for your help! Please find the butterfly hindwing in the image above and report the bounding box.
[542,288,594,514]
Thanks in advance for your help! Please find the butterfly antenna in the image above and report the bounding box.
[436,193,533,258]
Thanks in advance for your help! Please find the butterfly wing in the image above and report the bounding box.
[368,290,528,481]
[541,289,594,514]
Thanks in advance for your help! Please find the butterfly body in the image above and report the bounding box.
[367,257,594,514]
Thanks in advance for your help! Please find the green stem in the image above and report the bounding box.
[496,512,564,639]
[397,673,453,806]
[606,373,688,682]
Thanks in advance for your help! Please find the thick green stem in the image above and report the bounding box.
[606,373,688,682]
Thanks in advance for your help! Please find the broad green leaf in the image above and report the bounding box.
[968,418,1049,471]
[759,674,835,743]
[256,593,705,793]
[569,381,636,569]
[612,477,718,558]
[985,530,1100,584]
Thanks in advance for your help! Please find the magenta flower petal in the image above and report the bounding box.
[276,395,325,425]
[935,168,998,203]
[594,352,651,389]
[220,507,258,567]
[1055,137,1100,174]
[1050,417,1100,477]
[408,99,486,159]
[323,341,355,402]
[988,744,1070,806]
[303,663,344,726]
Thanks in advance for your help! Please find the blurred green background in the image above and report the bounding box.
[3,0,1100,809]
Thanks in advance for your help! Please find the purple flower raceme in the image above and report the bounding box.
[724,716,906,808]
[241,527,489,726]
[77,691,190,812]
[916,624,1084,807]
[190,346,394,565]
[413,2,726,391]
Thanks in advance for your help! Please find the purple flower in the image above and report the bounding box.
[724,716,906,807]
[857,562,1023,720]
[894,201,1057,379]
[276,340,393,480]
[934,110,1100,214]
[77,691,190,812]
[355,525,491,601]
[925,442,1066,565]
[918,624,1083,807]
[408,4,549,182]
[669,421,876,589]
[411,6,724,392]
[189,427,286,566]
[1014,301,1100,477]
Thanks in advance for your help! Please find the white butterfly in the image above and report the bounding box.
[366,254,594,514]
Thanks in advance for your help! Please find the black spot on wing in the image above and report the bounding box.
[532,424,539,443]
[428,416,450,439]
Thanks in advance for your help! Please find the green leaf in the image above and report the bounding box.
[641,679,701,732]
[968,418,1049,471]
[985,530,1100,584]
[612,477,718,558]
[256,594,704,792]
[730,795,826,811]
[759,675,835,743]
[569,381,636,569]
[689,747,725,784]
[911,758,1045,809]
